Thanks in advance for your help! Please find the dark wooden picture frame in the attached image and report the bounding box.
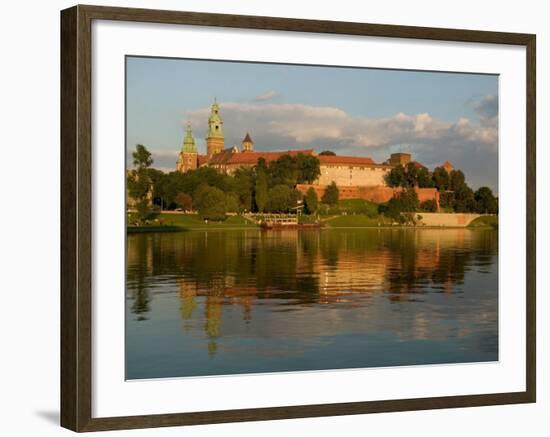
[60,4,536,432]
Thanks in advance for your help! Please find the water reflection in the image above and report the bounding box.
[126,229,498,379]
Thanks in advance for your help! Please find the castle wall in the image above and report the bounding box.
[316,164,390,187]
[297,184,440,207]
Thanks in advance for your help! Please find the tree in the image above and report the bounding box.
[319,150,336,156]
[304,188,318,214]
[405,162,419,187]
[296,154,321,184]
[420,199,438,212]
[193,185,227,221]
[397,188,420,212]
[432,167,450,191]
[474,187,498,214]
[322,181,339,205]
[417,167,433,188]
[174,192,192,211]
[147,168,167,208]
[379,188,419,224]
[449,170,466,191]
[232,167,254,212]
[225,192,240,213]
[269,154,298,186]
[132,144,153,169]
[267,185,295,212]
[254,167,268,212]
[127,144,154,220]
[385,164,407,188]
[439,191,455,211]
[454,185,476,212]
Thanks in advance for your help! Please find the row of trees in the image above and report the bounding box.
[384,163,498,214]
[128,144,497,222]
[127,144,339,221]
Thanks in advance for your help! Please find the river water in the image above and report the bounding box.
[126,228,498,379]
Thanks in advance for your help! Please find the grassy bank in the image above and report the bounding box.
[127,213,258,232]
[127,225,183,234]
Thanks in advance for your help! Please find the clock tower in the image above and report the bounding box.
[206,98,224,156]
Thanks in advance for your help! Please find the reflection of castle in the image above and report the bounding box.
[176,99,453,204]
[127,228,497,354]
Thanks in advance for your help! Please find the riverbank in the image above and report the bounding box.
[128,212,497,232]
[127,213,257,232]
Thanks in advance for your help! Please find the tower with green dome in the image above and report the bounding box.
[176,122,198,173]
[206,98,225,156]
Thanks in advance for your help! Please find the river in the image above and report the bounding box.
[126,228,498,379]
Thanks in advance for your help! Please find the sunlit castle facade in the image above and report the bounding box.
[176,99,450,204]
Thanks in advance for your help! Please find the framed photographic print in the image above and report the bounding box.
[60,4,536,432]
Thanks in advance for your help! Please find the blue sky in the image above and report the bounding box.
[126,56,498,190]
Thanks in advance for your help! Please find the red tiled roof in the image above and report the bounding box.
[197,155,209,166]
[411,161,427,169]
[224,150,315,165]
[207,148,238,165]
[318,155,376,166]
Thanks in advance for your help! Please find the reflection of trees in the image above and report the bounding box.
[127,228,498,330]
[380,229,498,298]
[127,234,153,320]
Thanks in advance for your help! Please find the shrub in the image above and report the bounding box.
[420,199,438,212]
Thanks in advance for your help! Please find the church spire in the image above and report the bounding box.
[241,132,254,152]
[182,122,197,153]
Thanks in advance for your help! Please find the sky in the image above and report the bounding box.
[126,56,499,191]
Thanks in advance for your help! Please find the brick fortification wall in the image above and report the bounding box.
[297,184,440,207]
[316,165,389,186]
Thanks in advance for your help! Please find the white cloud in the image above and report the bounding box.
[186,101,497,150]
[182,99,498,190]
[254,90,279,102]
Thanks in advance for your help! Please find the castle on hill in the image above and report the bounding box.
[176,99,453,204]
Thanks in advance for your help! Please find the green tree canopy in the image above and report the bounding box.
[269,154,299,187]
[304,187,319,214]
[193,185,227,221]
[232,167,255,212]
[432,167,450,191]
[474,187,498,214]
[405,162,419,187]
[420,199,438,212]
[127,144,154,219]
[254,167,268,213]
[321,181,339,206]
[296,154,321,184]
[454,185,476,212]
[417,167,433,188]
[267,185,299,213]
[224,192,240,213]
[449,170,466,191]
[319,150,336,156]
[385,164,407,188]
[132,144,153,169]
